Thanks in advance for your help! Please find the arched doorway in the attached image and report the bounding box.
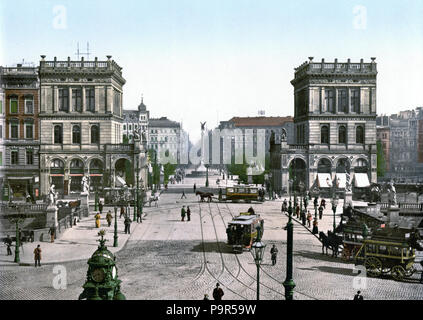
[354,158,369,173]
[115,158,133,187]
[336,158,350,173]
[289,158,306,192]
[90,159,104,192]
[50,159,64,195]
[69,159,84,192]
[317,158,333,190]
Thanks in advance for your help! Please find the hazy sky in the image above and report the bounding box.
[1,0,423,142]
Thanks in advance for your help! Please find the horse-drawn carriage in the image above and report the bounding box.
[226,212,264,253]
[354,238,417,281]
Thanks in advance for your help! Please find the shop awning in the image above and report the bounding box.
[335,173,346,188]
[50,174,64,177]
[69,174,83,177]
[354,173,370,188]
[317,173,332,188]
[7,176,33,180]
[90,174,103,177]
[115,176,127,187]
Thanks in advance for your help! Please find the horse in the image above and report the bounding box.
[319,231,342,257]
[148,194,160,207]
[196,191,214,202]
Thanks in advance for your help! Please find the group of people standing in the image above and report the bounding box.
[181,206,191,222]
[281,196,321,235]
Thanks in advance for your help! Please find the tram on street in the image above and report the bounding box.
[220,185,262,203]
[226,212,264,253]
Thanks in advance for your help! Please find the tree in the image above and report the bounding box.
[376,140,386,177]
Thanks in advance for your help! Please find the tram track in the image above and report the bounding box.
[223,202,320,300]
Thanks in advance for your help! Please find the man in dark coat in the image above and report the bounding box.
[106,210,113,227]
[193,184,197,193]
[181,190,187,199]
[181,206,186,221]
[270,244,278,266]
[313,197,318,209]
[98,201,103,215]
[4,235,12,255]
[48,226,56,243]
[248,206,255,215]
[353,291,364,300]
[212,283,224,300]
[124,216,132,234]
[120,206,125,218]
[187,206,191,222]
[318,205,324,220]
[301,210,306,226]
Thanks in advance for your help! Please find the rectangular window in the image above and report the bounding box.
[72,88,82,112]
[325,89,335,113]
[11,150,19,165]
[10,99,18,113]
[86,88,95,111]
[25,123,33,139]
[338,90,348,112]
[0,125,2,139]
[59,88,69,112]
[351,89,360,113]
[113,89,121,115]
[26,149,34,165]
[10,123,19,139]
[25,99,34,114]
[0,100,3,114]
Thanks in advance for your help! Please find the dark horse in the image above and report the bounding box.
[196,191,214,202]
[319,231,343,257]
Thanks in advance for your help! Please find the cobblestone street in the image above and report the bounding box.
[0,190,422,300]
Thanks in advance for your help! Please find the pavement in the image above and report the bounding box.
[0,205,140,266]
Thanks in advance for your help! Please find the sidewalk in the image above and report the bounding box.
[0,206,141,267]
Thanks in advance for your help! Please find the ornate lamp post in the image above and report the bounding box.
[136,157,140,222]
[6,206,25,263]
[251,226,266,300]
[205,164,209,187]
[283,198,296,300]
[113,204,118,247]
[288,179,293,201]
[94,190,99,212]
[331,194,339,233]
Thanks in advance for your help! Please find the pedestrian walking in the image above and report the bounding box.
[4,235,12,256]
[124,216,132,234]
[270,244,278,266]
[203,294,209,300]
[106,210,113,227]
[120,206,125,218]
[313,197,318,208]
[181,190,187,199]
[98,201,103,215]
[212,283,224,300]
[312,218,319,234]
[301,210,306,226]
[318,205,324,220]
[181,206,186,222]
[48,226,56,243]
[281,199,288,212]
[33,245,41,267]
[353,291,364,300]
[187,206,191,222]
[295,205,300,219]
[95,212,101,228]
[307,211,312,228]
[321,199,326,209]
[193,183,197,193]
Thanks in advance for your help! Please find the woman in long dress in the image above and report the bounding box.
[95,212,101,228]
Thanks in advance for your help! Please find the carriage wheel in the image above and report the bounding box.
[391,265,405,281]
[364,257,382,277]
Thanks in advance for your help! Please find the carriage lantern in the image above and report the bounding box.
[251,226,266,300]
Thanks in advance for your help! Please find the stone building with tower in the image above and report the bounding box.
[271,58,377,197]
[38,55,147,197]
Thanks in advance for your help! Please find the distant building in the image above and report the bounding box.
[1,64,40,201]
[376,115,390,173]
[149,117,182,163]
[122,97,149,144]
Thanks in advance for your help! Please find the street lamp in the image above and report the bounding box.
[288,179,293,201]
[7,206,25,263]
[283,196,296,300]
[251,226,266,300]
[113,205,118,247]
[331,195,339,233]
[205,164,209,187]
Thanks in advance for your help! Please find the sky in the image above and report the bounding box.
[1,0,423,142]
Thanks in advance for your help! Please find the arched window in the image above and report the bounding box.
[91,125,99,144]
[54,125,63,144]
[72,125,81,144]
[356,126,364,144]
[321,125,329,144]
[338,126,347,144]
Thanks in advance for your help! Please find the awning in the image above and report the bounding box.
[50,174,64,177]
[317,173,333,188]
[90,174,103,177]
[115,176,127,187]
[335,173,346,188]
[354,173,370,188]
[69,174,83,177]
[7,176,33,180]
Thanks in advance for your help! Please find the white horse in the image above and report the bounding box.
[148,193,160,207]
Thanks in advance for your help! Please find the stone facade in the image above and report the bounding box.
[122,98,149,144]
[38,56,147,196]
[272,58,377,195]
[149,117,182,163]
[1,65,40,201]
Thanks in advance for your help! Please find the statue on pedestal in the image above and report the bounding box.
[387,181,397,206]
[48,184,57,206]
[81,175,90,195]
